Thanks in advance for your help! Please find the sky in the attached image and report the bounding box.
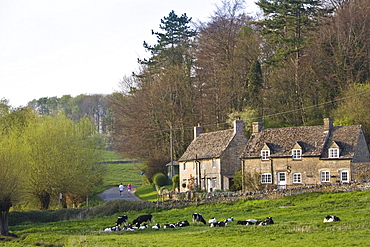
[0,0,260,107]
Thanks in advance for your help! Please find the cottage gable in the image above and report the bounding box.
[178,129,234,161]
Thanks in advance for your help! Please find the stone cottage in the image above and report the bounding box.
[241,118,370,190]
[178,119,248,192]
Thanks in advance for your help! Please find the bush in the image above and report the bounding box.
[152,173,167,187]
[172,174,180,191]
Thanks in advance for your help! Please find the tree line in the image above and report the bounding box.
[109,0,370,179]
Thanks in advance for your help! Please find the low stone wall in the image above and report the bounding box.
[158,180,370,208]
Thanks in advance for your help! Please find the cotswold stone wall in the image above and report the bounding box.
[158,181,370,208]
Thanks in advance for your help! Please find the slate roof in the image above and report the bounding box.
[241,125,362,159]
[178,129,235,161]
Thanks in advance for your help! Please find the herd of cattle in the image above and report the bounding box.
[104,213,340,232]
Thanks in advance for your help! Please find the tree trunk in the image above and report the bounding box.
[38,190,51,210]
[0,205,11,236]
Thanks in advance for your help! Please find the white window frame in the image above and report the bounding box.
[329,148,339,158]
[292,173,302,183]
[292,149,302,160]
[321,171,330,182]
[340,170,349,183]
[261,173,272,184]
[212,158,217,168]
[261,150,270,160]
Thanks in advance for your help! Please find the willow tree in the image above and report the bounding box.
[0,105,32,236]
[24,114,104,210]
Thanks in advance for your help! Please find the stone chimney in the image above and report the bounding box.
[323,118,333,132]
[234,119,244,135]
[252,122,263,134]
[194,123,204,139]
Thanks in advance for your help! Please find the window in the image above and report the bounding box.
[321,171,330,182]
[340,170,349,182]
[212,159,216,168]
[261,173,272,184]
[292,173,302,183]
[329,148,339,158]
[261,150,270,160]
[201,160,205,170]
[183,163,186,170]
[212,178,217,188]
[292,149,302,159]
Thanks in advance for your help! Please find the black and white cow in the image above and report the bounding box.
[175,220,190,227]
[324,215,340,223]
[192,213,207,225]
[258,217,274,226]
[115,215,128,226]
[132,214,152,226]
[210,220,228,227]
[237,219,258,225]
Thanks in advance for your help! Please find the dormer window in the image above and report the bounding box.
[328,141,340,158]
[261,150,270,160]
[328,148,339,158]
[292,149,302,159]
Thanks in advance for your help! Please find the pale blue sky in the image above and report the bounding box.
[0,0,259,107]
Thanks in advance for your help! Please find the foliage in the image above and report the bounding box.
[172,174,180,192]
[5,190,370,246]
[152,173,168,187]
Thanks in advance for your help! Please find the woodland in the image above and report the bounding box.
[24,0,370,179]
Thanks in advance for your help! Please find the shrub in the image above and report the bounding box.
[172,174,180,191]
[152,173,167,187]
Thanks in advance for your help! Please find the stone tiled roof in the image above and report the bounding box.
[178,129,235,161]
[241,125,362,159]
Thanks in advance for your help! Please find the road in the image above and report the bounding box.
[97,185,141,201]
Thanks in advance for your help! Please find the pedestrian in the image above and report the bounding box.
[119,183,124,197]
[127,184,132,195]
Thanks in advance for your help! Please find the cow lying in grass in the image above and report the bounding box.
[323,215,340,223]
[237,217,274,226]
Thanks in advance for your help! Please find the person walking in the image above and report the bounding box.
[119,183,124,197]
[127,184,132,196]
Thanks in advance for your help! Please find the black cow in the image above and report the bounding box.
[115,215,128,226]
[192,213,207,225]
[132,214,152,225]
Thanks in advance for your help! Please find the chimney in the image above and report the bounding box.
[323,118,333,132]
[252,122,263,134]
[234,119,244,135]
[194,123,203,139]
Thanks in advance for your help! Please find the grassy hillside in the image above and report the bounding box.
[4,190,370,246]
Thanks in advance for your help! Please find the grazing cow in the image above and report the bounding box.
[115,215,128,226]
[192,213,207,225]
[324,215,340,223]
[132,215,152,225]
[258,217,274,226]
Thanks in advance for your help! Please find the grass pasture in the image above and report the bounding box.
[4,190,370,246]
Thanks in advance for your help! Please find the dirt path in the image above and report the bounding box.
[97,185,141,201]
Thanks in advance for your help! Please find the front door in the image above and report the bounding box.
[277,172,286,189]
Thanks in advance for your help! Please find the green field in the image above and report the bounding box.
[4,190,370,246]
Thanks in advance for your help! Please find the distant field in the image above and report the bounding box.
[5,190,370,246]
